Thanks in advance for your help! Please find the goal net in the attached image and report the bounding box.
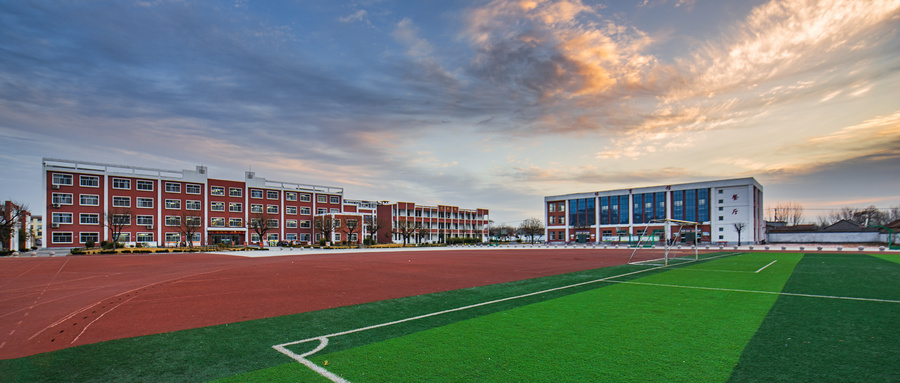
[627,219,700,266]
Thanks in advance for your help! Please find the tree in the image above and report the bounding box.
[772,202,804,225]
[1,201,28,251]
[364,214,384,245]
[733,222,746,246]
[394,220,416,245]
[821,205,892,227]
[177,211,202,248]
[249,210,273,247]
[314,215,337,245]
[103,207,133,249]
[345,218,361,246]
[415,222,429,244]
[519,217,545,244]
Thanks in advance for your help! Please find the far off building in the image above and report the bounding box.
[2,201,37,251]
[375,202,490,244]
[545,178,764,245]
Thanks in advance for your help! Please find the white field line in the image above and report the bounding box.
[609,280,900,304]
[755,260,777,273]
[272,252,742,382]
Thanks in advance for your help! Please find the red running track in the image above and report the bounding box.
[0,248,647,359]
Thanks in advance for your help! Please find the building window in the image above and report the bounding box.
[719,235,724,239]
[267,219,279,228]
[136,216,153,226]
[250,204,263,213]
[317,208,327,214]
[165,199,181,209]
[113,196,131,207]
[185,200,200,210]
[300,220,311,228]
[549,203,555,213]
[211,202,225,211]
[52,193,73,205]
[300,194,311,202]
[559,203,565,212]
[210,217,225,227]
[286,220,298,228]
[166,233,181,242]
[136,180,154,191]
[718,216,724,221]
[211,186,225,196]
[165,216,181,226]
[251,233,260,243]
[330,208,339,213]
[718,227,724,231]
[229,187,242,197]
[229,202,242,212]
[317,195,326,203]
[286,233,297,241]
[549,216,555,225]
[52,173,73,186]
[267,190,279,200]
[80,214,100,225]
[251,189,263,199]
[350,233,358,242]
[330,196,340,204]
[137,198,154,208]
[267,205,278,214]
[52,232,73,243]
[334,219,341,228]
[300,207,311,215]
[718,190,724,194]
[115,233,131,242]
[267,233,279,242]
[286,206,297,214]
[112,178,130,190]
[136,233,154,242]
[79,232,99,244]
[186,184,201,194]
[300,233,310,242]
[285,192,297,201]
[229,218,243,227]
[112,215,131,225]
[559,216,565,225]
[334,233,341,241]
[166,182,181,193]
[80,175,99,187]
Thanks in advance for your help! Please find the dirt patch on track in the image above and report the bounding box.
[0,248,640,359]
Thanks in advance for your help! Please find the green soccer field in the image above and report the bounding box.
[2,252,898,382]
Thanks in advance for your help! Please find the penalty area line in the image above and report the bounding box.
[755,260,777,273]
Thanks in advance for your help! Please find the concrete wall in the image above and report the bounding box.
[768,231,887,244]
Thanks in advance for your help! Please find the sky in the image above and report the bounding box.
[1,0,899,226]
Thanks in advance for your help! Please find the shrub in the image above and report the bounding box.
[70,248,85,255]
[86,240,95,249]
[319,238,327,246]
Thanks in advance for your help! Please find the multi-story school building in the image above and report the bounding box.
[545,178,764,245]
[42,158,487,248]
[376,202,490,244]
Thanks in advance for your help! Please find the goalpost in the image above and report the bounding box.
[627,218,700,266]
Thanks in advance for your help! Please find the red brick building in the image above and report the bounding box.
[375,202,490,244]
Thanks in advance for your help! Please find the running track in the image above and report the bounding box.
[0,248,651,359]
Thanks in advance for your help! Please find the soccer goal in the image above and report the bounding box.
[627,219,700,266]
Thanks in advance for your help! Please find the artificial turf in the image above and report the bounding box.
[727,253,900,382]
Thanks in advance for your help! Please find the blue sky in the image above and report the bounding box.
[1,0,899,225]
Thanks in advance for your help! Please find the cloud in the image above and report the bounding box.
[339,9,369,24]
[392,17,435,58]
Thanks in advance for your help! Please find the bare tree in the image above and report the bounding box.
[249,210,273,247]
[733,222,746,246]
[177,211,202,248]
[345,218,361,246]
[1,201,29,251]
[772,202,804,225]
[415,222,429,244]
[103,207,133,249]
[314,215,337,245]
[394,219,416,245]
[823,205,891,227]
[519,217,545,244]
[364,214,384,245]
